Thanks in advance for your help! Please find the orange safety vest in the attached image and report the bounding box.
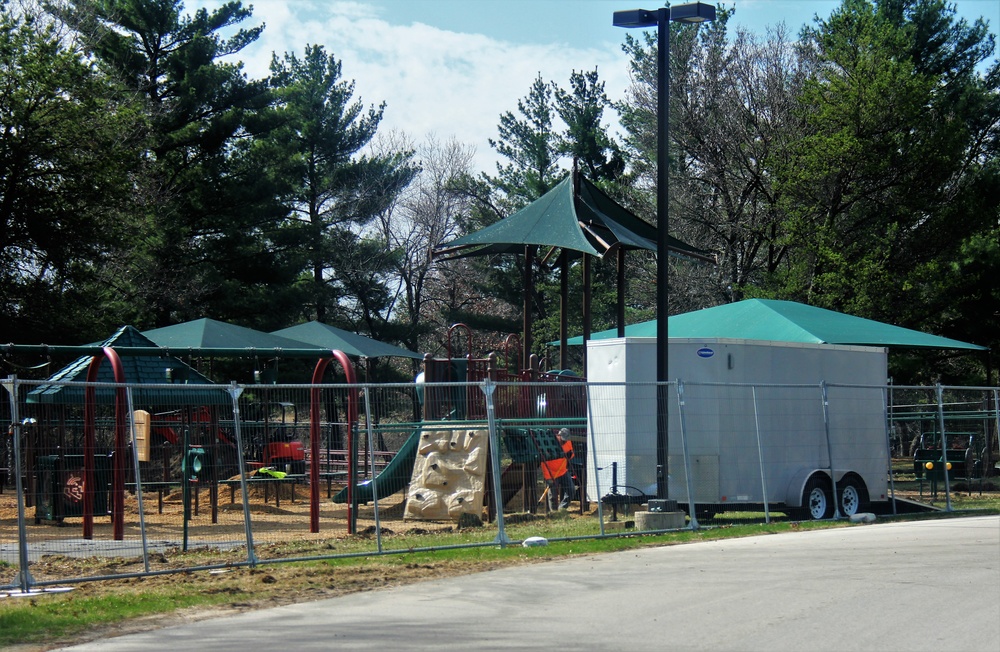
[541,436,574,480]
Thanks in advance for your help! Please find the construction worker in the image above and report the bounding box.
[541,428,575,510]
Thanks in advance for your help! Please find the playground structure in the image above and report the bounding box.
[3,323,588,548]
[333,324,588,520]
[415,324,588,518]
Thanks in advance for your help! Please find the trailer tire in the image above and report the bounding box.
[798,475,833,520]
[837,476,869,517]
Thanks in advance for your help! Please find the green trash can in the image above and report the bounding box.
[35,454,111,523]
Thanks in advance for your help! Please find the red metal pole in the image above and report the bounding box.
[104,347,127,541]
[310,351,357,534]
[81,348,127,540]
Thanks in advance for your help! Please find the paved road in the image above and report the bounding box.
[59,515,1000,652]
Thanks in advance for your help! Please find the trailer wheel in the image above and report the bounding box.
[801,476,833,520]
[837,476,869,517]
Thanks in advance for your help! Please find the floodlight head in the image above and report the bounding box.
[613,4,716,29]
[612,8,659,28]
[670,2,716,23]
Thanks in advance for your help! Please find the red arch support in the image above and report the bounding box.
[82,347,128,540]
[310,351,358,534]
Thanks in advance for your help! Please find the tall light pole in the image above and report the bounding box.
[614,3,715,500]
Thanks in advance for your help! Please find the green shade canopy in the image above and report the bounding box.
[438,176,598,257]
[433,173,714,368]
[557,299,987,350]
[434,175,713,262]
[28,326,229,405]
[143,318,325,353]
[555,320,660,344]
[272,321,423,359]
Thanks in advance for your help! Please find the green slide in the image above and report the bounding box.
[332,428,421,504]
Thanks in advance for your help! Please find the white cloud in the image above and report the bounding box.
[202,0,629,173]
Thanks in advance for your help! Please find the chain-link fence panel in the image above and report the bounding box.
[1,377,249,584]
[673,382,778,523]
[824,383,892,516]
[584,380,653,529]
[5,373,999,588]
[489,378,597,541]
[888,385,998,508]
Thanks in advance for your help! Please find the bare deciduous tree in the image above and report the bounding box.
[370,133,482,355]
[619,16,813,311]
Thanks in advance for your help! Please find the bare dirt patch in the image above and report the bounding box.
[1,478,442,551]
[1,481,553,651]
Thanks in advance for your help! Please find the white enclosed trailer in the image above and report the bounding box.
[586,337,890,519]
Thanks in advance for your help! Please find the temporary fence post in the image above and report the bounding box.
[751,386,770,524]
[882,385,897,515]
[820,382,841,519]
[362,384,383,553]
[676,381,698,529]
[227,382,257,566]
[126,387,151,573]
[482,379,510,546]
[1,378,11,493]
[584,381,605,535]
[182,423,191,551]
[936,384,953,511]
[3,376,35,592]
[993,389,1000,487]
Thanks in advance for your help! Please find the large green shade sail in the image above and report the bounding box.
[435,175,713,262]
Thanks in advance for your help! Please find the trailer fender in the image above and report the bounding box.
[784,469,831,508]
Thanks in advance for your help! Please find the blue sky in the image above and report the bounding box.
[195,0,1000,172]
[303,1,999,51]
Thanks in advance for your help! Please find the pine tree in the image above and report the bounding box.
[266,44,417,325]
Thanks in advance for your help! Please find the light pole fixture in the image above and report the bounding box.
[613,2,716,500]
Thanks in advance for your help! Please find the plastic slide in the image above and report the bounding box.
[332,428,421,504]
[500,462,534,508]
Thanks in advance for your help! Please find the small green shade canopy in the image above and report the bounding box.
[435,175,713,262]
[271,321,424,359]
[557,299,987,350]
[143,318,325,352]
[28,326,229,405]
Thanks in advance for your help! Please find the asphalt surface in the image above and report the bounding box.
[58,515,1000,652]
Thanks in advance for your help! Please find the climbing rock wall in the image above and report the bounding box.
[404,428,488,521]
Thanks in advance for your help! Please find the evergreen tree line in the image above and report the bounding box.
[0,0,997,384]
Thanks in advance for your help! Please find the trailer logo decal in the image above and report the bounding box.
[696,347,715,358]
